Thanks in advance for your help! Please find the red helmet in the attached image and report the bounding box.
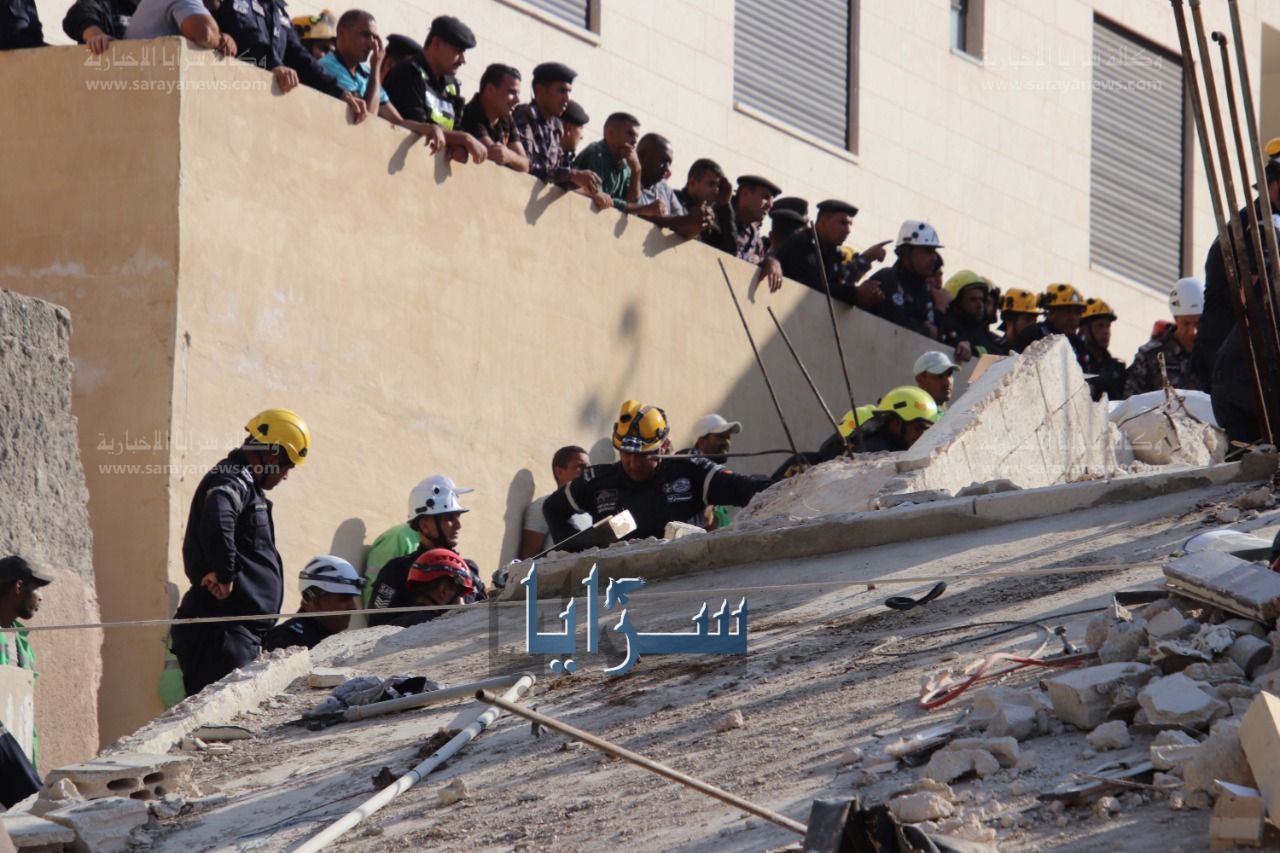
[407,548,475,595]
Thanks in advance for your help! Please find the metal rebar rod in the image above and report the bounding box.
[718,259,800,459]
[766,306,844,439]
[475,689,808,836]
[809,223,864,452]
[343,673,531,721]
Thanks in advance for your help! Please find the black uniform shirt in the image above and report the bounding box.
[384,52,463,128]
[262,614,334,651]
[214,0,343,98]
[459,95,513,145]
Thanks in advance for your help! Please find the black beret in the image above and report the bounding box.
[769,208,805,224]
[385,34,422,55]
[561,99,589,126]
[737,175,782,196]
[816,199,859,217]
[771,196,809,217]
[532,62,577,85]
[427,15,475,49]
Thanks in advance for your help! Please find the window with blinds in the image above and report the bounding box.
[521,0,592,32]
[1088,17,1187,290]
[734,0,856,151]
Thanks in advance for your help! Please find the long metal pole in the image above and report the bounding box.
[291,675,536,853]
[765,306,843,439]
[810,224,865,452]
[718,259,800,460]
[1174,0,1272,439]
[476,689,808,835]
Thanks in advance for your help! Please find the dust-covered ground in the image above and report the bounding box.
[145,481,1279,852]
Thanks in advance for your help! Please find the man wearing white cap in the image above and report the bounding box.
[367,474,486,627]
[687,413,742,464]
[913,351,959,409]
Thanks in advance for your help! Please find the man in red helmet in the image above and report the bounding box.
[385,549,477,628]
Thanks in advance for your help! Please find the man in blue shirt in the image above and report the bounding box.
[320,9,442,152]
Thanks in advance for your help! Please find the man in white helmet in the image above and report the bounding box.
[862,221,944,339]
[363,474,470,598]
[1124,278,1206,397]
[263,556,365,651]
[367,475,486,627]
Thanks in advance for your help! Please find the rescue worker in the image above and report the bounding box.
[1079,298,1127,402]
[170,409,309,696]
[913,351,959,409]
[368,476,486,627]
[862,221,945,339]
[681,414,745,531]
[1012,284,1089,369]
[382,14,488,164]
[262,556,364,651]
[1126,278,1206,397]
[291,9,335,58]
[996,288,1040,352]
[364,474,470,601]
[847,386,940,453]
[543,401,775,547]
[519,447,592,559]
[0,556,50,807]
[938,270,1007,360]
[770,199,888,304]
[385,549,477,628]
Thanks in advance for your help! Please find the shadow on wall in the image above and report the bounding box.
[328,517,368,570]
[499,469,536,568]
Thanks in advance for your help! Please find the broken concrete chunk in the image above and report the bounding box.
[948,737,1019,768]
[1222,618,1268,639]
[1043,662,1158,731]
[1150,730,1200,772]
[1164,551,1280,622]
[149,793,185,820]
[44,754,192,802]
[1192,624,1236,656]
[46,797,149,853]
[838,746,863,766]
[986,703,1051,742]
[1184,660,1245,682]
[887,792,954,823]
[714,710,744,733]
[1234,487,1273,509]
[1146,608,1190,640]
[31,778,84,817]
[437,778,469,806]
[1099,622,1147,664]
[308,667,356,688]
[1216,507,1243,524]
[1239,692,1280,824]
[1150,639,1213,673]
[923,748,1000,784]
[0,814,77,850]
[1209,780,1266,851]
[663,521,706,541]
[1086,720,1131,751]
[1183,720,1254,794]
[1138,673,1230,730]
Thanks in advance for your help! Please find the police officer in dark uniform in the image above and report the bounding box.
[170,409,310,696]
[383,15,488,164]
[62,0,135,53]
[1079,298,1127,402]
[772,199,884,305]
[0,0,44,49]
[702,176,783,290]
[765,197,808,250]
[1012,283,1090,369]
[543,401,775,547]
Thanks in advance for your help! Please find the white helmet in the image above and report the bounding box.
[1169,277,1204,317]
[895,220,943,249]
[299,556,365,596]
[408,475,470,521]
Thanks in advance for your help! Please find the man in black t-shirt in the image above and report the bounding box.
[459,63,529,173]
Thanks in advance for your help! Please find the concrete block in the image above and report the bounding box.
[0,814,76,852]
[0,664,35,762]
[44,755,191,802]
[922,748,1000,783]
[663,521,706,541]
[1184,720,1254,794]
[1164,551,1280,622]
[1150,730,1200,772]
[970,686,1051,741]
[1098,622,1147,664]
[1086,720,1131,751]
[888,792,953,823]
[1228,635,1272,679]
[45,798,148,853]
[1138,674,1230,731]
[1043,662,1158,730]
[307,667,355,689]
[1209,781,1266,851]
[1146,608,1190,640]
[1240,692,1280,824]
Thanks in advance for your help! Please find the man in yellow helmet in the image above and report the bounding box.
[937,270,1008,360]
[996,289,1040,353]
[170,409,310,696]
[847,387,939,454]
[543,401,775,547]
[1013,284,1090,371]
[1079,297,1127,401]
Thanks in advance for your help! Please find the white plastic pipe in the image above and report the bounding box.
[290,673,535,853]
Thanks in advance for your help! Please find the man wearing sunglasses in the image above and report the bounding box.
[263,556,364,651]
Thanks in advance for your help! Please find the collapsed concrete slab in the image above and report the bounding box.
[43,754,192,801]
[1164,551,1280,622]
[44,798,148,853]
[0,813,76,853]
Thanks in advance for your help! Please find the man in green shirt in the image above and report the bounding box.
[574,112,662,216]
[0,555,50,807]
[363,475,473,604]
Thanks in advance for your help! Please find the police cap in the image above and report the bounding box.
[769,208,805,224]
[817,199,859,218]
[532,62,577,86]
[771,196,809,217]
[561,99,590,126]
[427,15,476,50]
[385,34,422,56]
[737,175,782,196]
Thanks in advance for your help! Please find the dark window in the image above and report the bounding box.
[951,0,983,58]
[522,0,592,31]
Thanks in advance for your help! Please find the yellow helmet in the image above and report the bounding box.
[292,10,336,39]
[1266,137,1280,159]
[1081,297,1117,323]
[245,408,311,466]
[1040,283,1086,309]
[837,405,877,438]
[1000,288,1039,315]
[613,400,669,454]
[875,386,939,424]
[944,270,988,300]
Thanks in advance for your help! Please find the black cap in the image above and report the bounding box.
[0,556,53,585]
[532,62,577,86]
[386,34,422,56]
[561,99,589,127]
[769,208,805,224]
[817,199,859,217]
[771,196,809,217]
[737,175,782,196]
[427,15,476,50]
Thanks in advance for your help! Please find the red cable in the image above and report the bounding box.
[920,653,1084,710]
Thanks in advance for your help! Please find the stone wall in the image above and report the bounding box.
[0,289,102,771]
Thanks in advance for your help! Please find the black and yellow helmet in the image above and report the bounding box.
[1039,283,1085,309]
[1082,297,1117,323]
[874,387,940,424]
[245,408,310,466]
[613,400,669,454]
[1000,288,1039,315]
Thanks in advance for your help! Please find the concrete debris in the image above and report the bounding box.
[887,792,954,823]
[1138,673,1229,730]
[45,797,149,853]
[986,703,1052,741]
[1114,391,1224,466]
[128,828,153,849]
[437,778,469,806]
[1193,624,1236,656]
[838,746,863,766]
[1222,618,1268,638]
[0,813,77,850]
[1239,692,1280,825]
[1150,639,1213,673]
[1233,487,1272,509]
[1216,507,1242,524]
[1183,660,1245,682]
[1152,772,1181,788]
[968,686,1051,728]
[1150,730,1201,773]
[1183,720,1253,794]
[1093,795,1120,818]
[149,794,185,820]
[186,794,228,813]
[922,748,1000,784]
[31,777,84,817]
[1163,551,1280,623]
[1085,721,1130,751]
[1098,622,1148,664]
[908,778,955,800]
[947,737,1019,768]
[44,754,192,802]
[307,667,357,688]
[1146,608,1190,641]
[1226,635,1272,679]
[1043,662,1158,730]
[714,710,744,732]
[1208,781,1266,851]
